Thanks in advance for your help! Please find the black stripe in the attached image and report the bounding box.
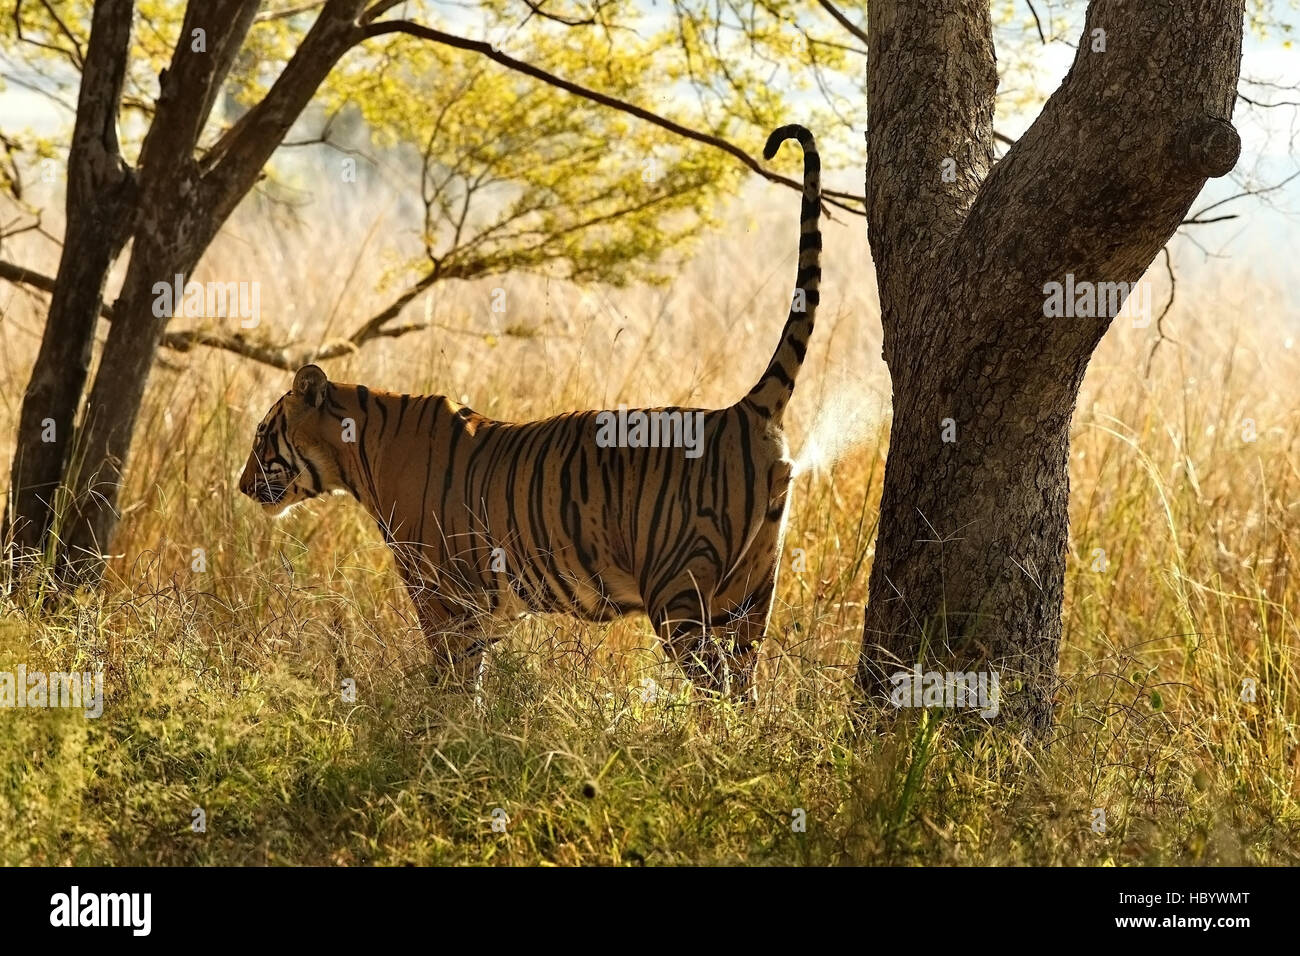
[764,365,795,390]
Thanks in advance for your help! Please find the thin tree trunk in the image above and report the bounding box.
[4,0,135,559]
[858,0,1245,731]
[58,239,199,571]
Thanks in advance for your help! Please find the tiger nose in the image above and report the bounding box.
[238,463,256,497]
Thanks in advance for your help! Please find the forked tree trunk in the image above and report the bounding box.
[857,0,1245,732]
[60,0,367,575]
[13,0,266,575]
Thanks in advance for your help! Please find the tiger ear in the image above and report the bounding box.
[293,364,328,409]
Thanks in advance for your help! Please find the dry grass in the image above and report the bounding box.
[0,185,1296,865]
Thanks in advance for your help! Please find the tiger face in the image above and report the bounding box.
[238,365,342,516]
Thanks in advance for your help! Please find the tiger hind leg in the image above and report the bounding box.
[664,497,789,701]
[652,585,773,702]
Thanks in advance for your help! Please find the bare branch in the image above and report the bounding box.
[1025,0,1047,45]
[0,257,60,296]
[344,269,440,347]
[1237,91,1300,109]
[1179,213,1238,226]
[1181,167,1300,223]
[1143,246,1177,377]
[815,0,868,48]
[518,0,599,28]
[38,0,86,66]
[12,0,83,69]
[255,2,326,22]
[0,71,78,114]
[280,126,380,168]
[0,257,439,370]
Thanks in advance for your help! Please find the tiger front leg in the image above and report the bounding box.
[409,588,495,692]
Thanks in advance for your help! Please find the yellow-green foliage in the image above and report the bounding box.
[0,1,750,286]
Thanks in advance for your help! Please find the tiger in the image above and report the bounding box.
[238,124,822,698]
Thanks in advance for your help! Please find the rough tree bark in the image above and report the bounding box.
[4,0,136,557]
[857,0,1244,732]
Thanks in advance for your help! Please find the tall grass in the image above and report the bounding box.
[0,186,1296,864]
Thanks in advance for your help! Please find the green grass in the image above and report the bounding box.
[1,591,1291,864]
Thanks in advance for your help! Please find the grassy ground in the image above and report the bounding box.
[0,190,1297,865]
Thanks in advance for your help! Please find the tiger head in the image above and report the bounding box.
[239,364,345,516]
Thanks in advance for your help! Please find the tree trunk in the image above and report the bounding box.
[857,0,1245,732]
[58,238,202,572]
[860,319,1088,731]
[4,0,135,560]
